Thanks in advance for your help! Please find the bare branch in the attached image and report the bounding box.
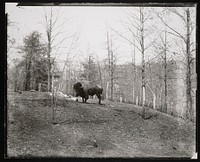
[167,8,187,25]
[51,31,66,43]
[190,48,196,54]
[51,35,74,48]
[123,10,140,22]
[154,10,186,42]
[127,14,141,28]
[166,31,186,43]
[51,8,61,28]
[52,21,65,33]
[145,50,164,65]
[108,25,142,52]
[190,23,195,35]
[144,36,160,51]
[143,29,154,38]
[123,17,140,31]
[125,25,142,45]
[143,14,151,23]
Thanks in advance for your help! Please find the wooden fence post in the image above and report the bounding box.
[153,94,156,109]
[136,96,138,105]
[120,95,123,103]
[38,83,41,92]
[106,82,109,100]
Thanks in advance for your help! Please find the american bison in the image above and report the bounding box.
[73,82,103,104]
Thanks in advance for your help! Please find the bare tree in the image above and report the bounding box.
[162,25,168,113]
[106,32,117,101]
[41,7,80,124]
[130,37,137,104]
[95,54,103,87]
[110,7,157,119]
[154,7,196,121]
[52,28,79,99]
[42,7,72,92]
[139,7,146,118]
[164,28,167,113]
[106,32,111,100]
[152,24,169,113]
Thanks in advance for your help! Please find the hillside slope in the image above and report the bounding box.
[7,91,196,158]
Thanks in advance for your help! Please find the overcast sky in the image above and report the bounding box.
[6,3,196,69]
[6,3,136,66]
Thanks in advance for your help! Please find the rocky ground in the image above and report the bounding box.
[6,91,196,158]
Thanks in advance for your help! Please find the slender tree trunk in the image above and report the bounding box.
[159,78,163,112]
[25,58,31,91]
[107,32,114,101]
[134,46,136,104]
[107,32,111,76]
[164,24,168,113]
[131,37,136,104]
[110,39,114,101]
[96,56,103,87]
[51,72,54,96]
[106,81,109,99]
[158,56,163,112]
[47,65,51,92]
[51,71,56,124]
[65,63,68,94]
[47,7,53,92]
[140,7,146,119]
[186,8,193,121]
[47,43,51,92]
[68,63,71,94]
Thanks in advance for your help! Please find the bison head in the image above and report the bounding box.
[73,82,84,97]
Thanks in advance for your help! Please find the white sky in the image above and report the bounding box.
[6,3,196,69]
[6,3,133,66]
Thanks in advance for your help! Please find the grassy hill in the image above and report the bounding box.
[6,91,196,158]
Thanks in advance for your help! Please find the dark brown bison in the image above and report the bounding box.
[73,82,103,104]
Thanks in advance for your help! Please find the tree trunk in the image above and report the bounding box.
[164,24,168,113]
[131,37,136,104]
[96,56,103,87]
[110,49,114,101]
[51,73,54,95]
[140,7,146,119]
[106,81,109,99]
[132,88,135,104]
[47,48,51,92]
[107,32,114,101]
[186,8,193,121]
[46,8,53,92]
[25,58,31,91]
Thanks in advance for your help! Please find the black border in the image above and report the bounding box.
[3,0,199,161]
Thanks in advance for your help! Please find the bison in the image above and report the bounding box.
[73,82,103,104]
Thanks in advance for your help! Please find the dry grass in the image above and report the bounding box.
[6,91,196,158]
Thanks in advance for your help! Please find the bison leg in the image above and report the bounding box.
[82,97,85,103]
[85,94,89,103]
[96,94,102,105]
[82,97,87,103]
